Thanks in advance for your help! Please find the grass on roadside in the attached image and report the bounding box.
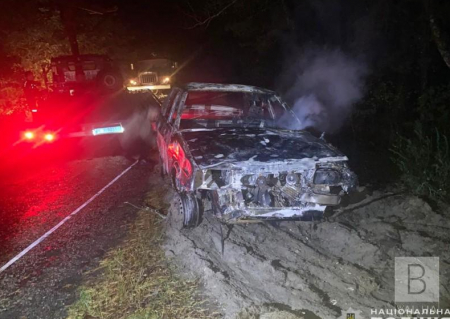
[67,189,220,319]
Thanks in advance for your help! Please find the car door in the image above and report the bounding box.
[156,88,182,174]
[167,91,192,190]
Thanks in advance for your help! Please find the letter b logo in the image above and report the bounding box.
[395,257,439,302]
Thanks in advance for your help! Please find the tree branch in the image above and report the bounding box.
[424,0,450,69]
[429,16,450,69]
[185,0,239,29]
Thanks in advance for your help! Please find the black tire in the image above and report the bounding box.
[180,192,201,228]
[97,70,123,92]
[168,192,201,229]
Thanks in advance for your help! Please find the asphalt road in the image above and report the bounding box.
[0,148,153,318]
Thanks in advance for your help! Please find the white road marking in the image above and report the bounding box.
[0,160,138,274]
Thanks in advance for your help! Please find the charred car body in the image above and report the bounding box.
[156,83,357,226]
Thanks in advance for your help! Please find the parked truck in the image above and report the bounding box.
[49,54,124,94]
[126,58,177,92]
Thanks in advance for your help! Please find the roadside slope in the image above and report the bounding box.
[163,181,450,318]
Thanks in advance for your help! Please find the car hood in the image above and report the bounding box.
[180,128,345,169]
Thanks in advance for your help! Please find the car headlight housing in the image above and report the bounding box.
[313,169,341,185]
[129,79,138,86]
[162,76,170,84]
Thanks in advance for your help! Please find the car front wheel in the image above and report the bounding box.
[168,192,200,229]
[97,70,124,92]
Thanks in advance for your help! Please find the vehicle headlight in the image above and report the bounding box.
[286,172,299,185]
[162,76,170,84]
[129,79,138,85]
[313,169,340,185]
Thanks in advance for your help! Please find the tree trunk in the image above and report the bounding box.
[58,3,84,81]
[429,16,450,69]
[424,0,450,69]
[59,4,80,56]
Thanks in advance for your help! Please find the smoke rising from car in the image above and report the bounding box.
[279,49,367,133]
[119,95,160,159]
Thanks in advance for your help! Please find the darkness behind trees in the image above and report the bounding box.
[1,0,450,201]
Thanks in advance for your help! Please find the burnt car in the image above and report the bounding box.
[156,83,357,227]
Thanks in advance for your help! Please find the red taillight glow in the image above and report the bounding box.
[24,131,35,140]
[44,133,55,142]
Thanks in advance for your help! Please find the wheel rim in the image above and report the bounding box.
[178,195,185,223]
[104,75,116,87]
[178,193,200,228]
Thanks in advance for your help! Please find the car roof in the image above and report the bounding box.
[183,82,276,94]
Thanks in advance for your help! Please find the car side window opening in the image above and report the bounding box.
[82,61,96,70]
[68,62,76,71]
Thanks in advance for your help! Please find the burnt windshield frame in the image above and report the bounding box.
[175,91,298,130]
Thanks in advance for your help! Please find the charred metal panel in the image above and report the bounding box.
[181,128,342,168]
[185,82,275,94]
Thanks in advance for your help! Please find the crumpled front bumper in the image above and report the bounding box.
[222,204,327,222]
[300,192,341,205]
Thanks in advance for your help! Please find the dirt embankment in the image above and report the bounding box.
[159,176,450,319]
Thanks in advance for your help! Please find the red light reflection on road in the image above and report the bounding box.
[20,188,67,220]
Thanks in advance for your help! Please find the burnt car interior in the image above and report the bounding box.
[177,91,288,130]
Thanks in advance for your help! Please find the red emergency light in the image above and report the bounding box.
[21,130,57,143]
[24,131,35,140]
[44,133,55,142]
